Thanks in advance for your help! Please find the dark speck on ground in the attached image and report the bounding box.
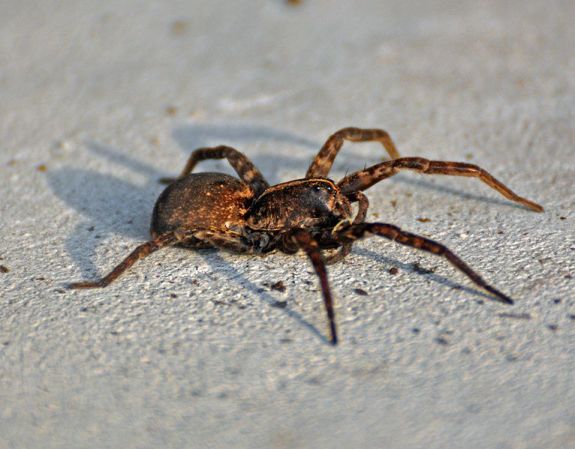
[434,337,449,345]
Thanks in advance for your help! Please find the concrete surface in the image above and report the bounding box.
[1,1,574,448]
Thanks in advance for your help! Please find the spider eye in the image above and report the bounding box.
[313,183,333,193]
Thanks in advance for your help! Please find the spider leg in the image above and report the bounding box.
[337,157,543,212]
[306,127,400,178]
[192,229,256,254]
[348,190,370,223]
[336,222,514,304]
[67,232,180,289]
[291,229,338,345]
[160,145,269,196]
[68,229,258,289]
[324,191,369,265]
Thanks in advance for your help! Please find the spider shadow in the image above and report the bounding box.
[196,251,330,344]
[354,246,502,303]
[47,148,162,278]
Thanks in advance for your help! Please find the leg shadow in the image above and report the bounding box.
[354,246,504,303]
[390,175,529,211]
[197,251,330,344]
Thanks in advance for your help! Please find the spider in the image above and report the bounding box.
[68,127,543,344]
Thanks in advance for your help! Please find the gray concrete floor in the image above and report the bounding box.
[1,1,574,448]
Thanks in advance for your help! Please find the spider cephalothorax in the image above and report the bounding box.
[69,127,543,344]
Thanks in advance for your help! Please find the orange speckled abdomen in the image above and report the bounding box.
[151,173,253,238]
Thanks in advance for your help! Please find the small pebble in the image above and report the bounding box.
[165,106,178,116]
[270,281,286,292]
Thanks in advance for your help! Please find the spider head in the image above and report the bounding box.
[246,178,352,231]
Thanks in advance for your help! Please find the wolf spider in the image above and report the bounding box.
[68,127,543,344]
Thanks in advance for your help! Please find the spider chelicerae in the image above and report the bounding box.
[68,127,543,344]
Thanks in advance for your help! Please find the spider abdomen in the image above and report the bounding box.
[151,173,253,237]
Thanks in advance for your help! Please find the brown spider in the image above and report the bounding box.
[68,127,543,344]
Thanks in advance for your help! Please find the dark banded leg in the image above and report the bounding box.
[291,229,338,345]
[306,127,401,178]
[349,190,370,223]
[160,145,269,196]
[324,191,369,265]
[338,157,543,212]
[336,222,514,304]
[67,232,179,289]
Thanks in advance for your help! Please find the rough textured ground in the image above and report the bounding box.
[1,1,574,448]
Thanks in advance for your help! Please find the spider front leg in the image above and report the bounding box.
[290,229,339,345]
[306,127,401,178]
[67,232,180,289]
[323,191,369,265]
[160,145,269,196]
[335,222,514,304]
[338,157,543,212]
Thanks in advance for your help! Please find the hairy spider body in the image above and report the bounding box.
[68,127,543,345]
[152,174,351,255]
